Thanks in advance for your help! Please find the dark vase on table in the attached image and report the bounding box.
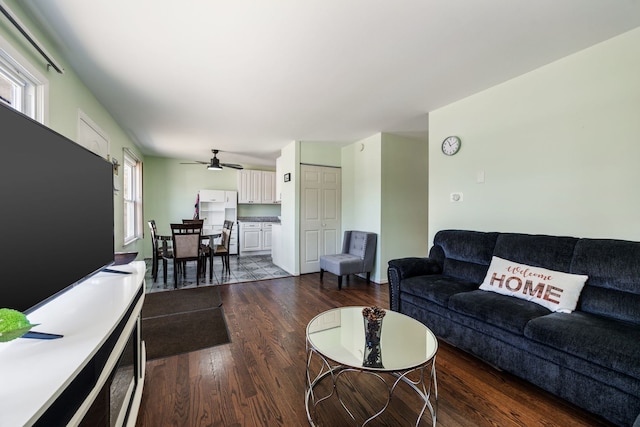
[363,317,384,368]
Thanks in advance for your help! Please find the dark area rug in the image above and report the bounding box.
[142,286,229,360]
[142,286,223,318]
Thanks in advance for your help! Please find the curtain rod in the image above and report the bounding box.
[0,1,64,74]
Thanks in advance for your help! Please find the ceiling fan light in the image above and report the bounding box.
[207,164,222,171]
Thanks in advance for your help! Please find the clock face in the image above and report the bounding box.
[442,136,461,156]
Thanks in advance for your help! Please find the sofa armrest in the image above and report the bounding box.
[387,257,442,311]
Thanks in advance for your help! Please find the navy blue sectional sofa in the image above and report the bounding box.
[387,229,640,426]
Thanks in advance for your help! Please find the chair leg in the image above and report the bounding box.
[338,275,343,290]
[152,255,158,282]
[366,272,371,283]
[173,259,178,289]
[209,255,214,280]
[196,259,200,287]
[162,259,168,284]
[320,269,324,281]
[202,256,208,279]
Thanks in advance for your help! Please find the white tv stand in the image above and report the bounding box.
[0,261,146,427]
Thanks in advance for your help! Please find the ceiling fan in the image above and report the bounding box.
[181,149,244,170]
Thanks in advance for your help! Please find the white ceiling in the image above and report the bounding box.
[20,0,640,167]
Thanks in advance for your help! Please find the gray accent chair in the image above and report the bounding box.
[320,231,377,289]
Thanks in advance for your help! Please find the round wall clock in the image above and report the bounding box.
[441,136,461,156]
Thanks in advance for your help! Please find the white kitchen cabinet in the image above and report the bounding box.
[199,189,225,202]
[199,190,225,235]
[240,222,262,251]
[224,190,237,208]
[237,170,251,203]
[238,170,261,203]
[250,171,262,202]
[261,171,276,204]
[262,222,273,250]
[239,221,274,254]
[199,189,238,254]
[237,170,278,204]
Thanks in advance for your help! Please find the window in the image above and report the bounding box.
[0,65,21,108]
[0,36,48,122]
[123,149,143,245]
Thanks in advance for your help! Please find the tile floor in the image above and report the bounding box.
[145,255,290,293]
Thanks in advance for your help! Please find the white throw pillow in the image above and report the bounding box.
[479,256,588,313]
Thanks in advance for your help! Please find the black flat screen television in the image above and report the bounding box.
[0,103,114,313]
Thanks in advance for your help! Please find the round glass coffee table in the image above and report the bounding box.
[305,306,438,426]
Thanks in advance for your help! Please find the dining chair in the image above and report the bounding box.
[163,223,203,289]
[214,226,232,275]
[149,220,174,283]
[148,220,164,282]
[202,220,233,279]
[182,219,204,225]
[184,219,205,275]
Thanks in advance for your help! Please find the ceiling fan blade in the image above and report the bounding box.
[220,163,244,170]
[181,150,244,170]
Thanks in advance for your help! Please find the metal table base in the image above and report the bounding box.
[305,342,437,426]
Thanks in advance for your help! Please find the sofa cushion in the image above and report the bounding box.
[430,230,499,283]
[479,256,588,313]
[570,238,640,325]
[492,233,577,272]
[525,312,640,381]
[448,290,551,335]
[401,275,478,307]
[578,286,640,326]
[320,253,362,275]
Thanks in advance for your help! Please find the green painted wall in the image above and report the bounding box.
[342,133,428,282]
[380,134,429,264]
[428,27,640,245]
[300,141,342,167]
[342,134,382,237]
[341,134,382,279]
[1,1,145,257]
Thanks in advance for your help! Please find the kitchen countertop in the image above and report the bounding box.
[237,216,281,223]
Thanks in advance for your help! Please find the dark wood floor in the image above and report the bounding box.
[135,273,615,427]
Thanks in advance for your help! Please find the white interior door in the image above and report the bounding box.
[300,165,341,274]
